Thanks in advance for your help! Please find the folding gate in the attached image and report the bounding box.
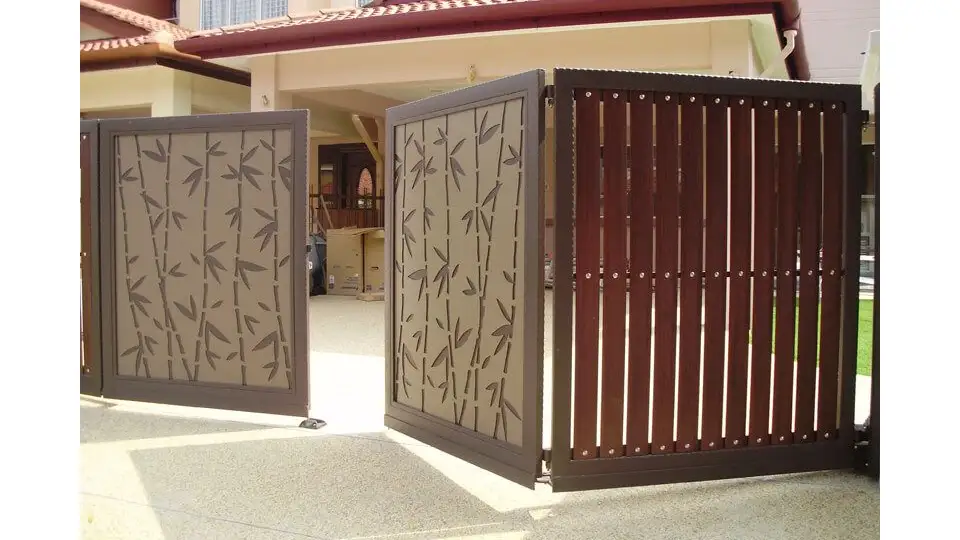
[80,111,311,416]
[385,69,865,491]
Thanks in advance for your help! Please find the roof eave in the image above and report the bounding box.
[176,0,810,81]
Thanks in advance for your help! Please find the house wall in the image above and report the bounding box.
[80,66,249,117]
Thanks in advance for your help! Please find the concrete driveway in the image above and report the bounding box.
[80,294,879,540]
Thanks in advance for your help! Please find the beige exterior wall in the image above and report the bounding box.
[81,66,250,117]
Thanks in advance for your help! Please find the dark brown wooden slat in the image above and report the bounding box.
[701,96,729,451]
[725,96,753,449]
[749,99,777,446]
[772,100,799,445]
[676,94,705,453]
[651,93,680,455]
[625,91,655,456]
[795,100,823,443]
[817,101,844,441]
[572,89,603,460]
[599,90,628,458]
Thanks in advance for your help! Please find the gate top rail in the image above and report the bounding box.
[553,68,861,104]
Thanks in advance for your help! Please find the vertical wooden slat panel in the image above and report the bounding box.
[772,100,799,445]
[725,97,753,449]
[749,99,777,445]
[701,96,729,451]
[676,94,704,452]
[626,91,655,456]
[795,100,823,443]
[573,89,602,459]
[600,90,628,457]
[817,101,844,440]
[651,93,680,454]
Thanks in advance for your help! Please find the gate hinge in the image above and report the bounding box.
[544,85,556,107]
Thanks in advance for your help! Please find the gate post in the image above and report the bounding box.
[869,83,880,479]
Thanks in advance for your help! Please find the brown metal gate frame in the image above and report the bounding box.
[383,71,546,488]
[81,120,103,397]
[549,69,863,491]
[82,111,311,416]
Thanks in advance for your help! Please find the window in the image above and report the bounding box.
[200,0,288,30]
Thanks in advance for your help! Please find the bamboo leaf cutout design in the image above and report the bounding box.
[503,144,521,167]
[183,168,203,197]
[222,165,239,180]
[237,260,267,289]
[207,141,226,156]
[432,346,449,368]
[504,399,521,420]
[183,155,202,167]
[482,181,502,207]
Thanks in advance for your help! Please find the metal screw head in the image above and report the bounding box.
[824,432,830,439]
[808,102,814,108]
[831,104,837,109]
[613,272,619,279]
[664,272,671,278]
[608,448,615,455]
[585,272,592,279]
[785,270,791,276]
[763,100,769,106]
[581,450,589,456]
[690,96,696,103]
[665,95,671,101]
[739,99,745,105]
[807,270,813,276]
[830,269,836,275]
[690,271,695,277]
[613,92,619,99]
[639,93,646,100]
[634,447,642,452]
[733,439,740,446]
[786,101,792,108]
[779,435,786,442]
[802,434,808,440]
[713,271,720,278]
[659,445,666,451]
[709,442,715,447]
[684,443,691,449]
[714,98,721,104]
[585,91,592,97]
[738,271,744,277]
[639,272,645,278]
[762,270,768,277]
[757,438,763,443]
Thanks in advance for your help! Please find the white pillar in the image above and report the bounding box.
[150,69,192,117]
[249,55,293,112]
[709,20,755,77]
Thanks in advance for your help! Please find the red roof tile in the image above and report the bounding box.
[80,0,192,53]
[80,0,191,39]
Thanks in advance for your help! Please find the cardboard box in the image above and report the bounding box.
[363,229,386,295]
[325,227,385,297]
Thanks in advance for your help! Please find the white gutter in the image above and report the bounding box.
[859,30,881,113]
[761,29,798,78]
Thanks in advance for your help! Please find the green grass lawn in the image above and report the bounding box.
[750,298,874,376]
